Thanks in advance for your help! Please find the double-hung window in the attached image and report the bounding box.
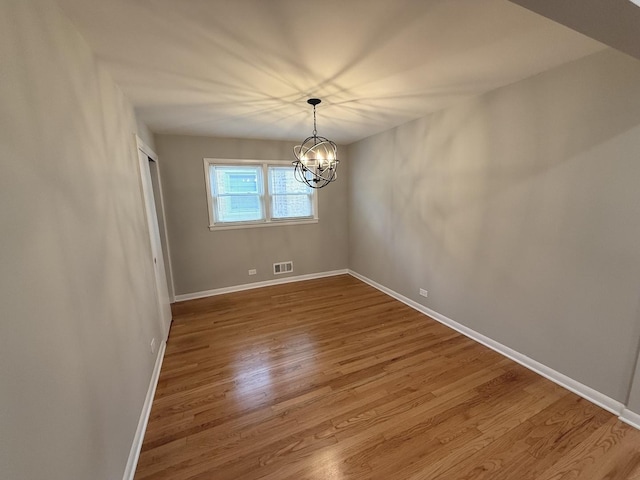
[204,159,317,230]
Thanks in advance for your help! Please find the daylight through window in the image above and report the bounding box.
[204,159,317,230]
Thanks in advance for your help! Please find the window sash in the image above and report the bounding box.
[215,194,264,223]
[270,193,314,220]
[268,165,313,220]
[210,165,265,225]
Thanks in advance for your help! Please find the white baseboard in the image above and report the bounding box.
[348,270,626,417]
[174,269,349,302]
[619,408,640,429]
[122,340,166,480]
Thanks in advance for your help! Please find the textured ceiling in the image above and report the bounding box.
[57,0,605,144]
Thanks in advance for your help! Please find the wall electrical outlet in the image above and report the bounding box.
[419,288,428,298]
[150,338,156,354]
[248,269,257,275]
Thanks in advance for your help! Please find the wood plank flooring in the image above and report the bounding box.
[135,275,640,479]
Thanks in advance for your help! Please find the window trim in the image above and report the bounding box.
[203,158,318,231]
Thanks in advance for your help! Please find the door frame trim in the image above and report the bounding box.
[136,135,176,302]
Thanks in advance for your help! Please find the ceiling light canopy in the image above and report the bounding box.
[293,99,339,189]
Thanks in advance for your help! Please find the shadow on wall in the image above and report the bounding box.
[348,49,640,402]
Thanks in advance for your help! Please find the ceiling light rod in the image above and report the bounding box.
[293,98,339,189]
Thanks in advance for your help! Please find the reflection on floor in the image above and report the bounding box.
[135,274,640,480]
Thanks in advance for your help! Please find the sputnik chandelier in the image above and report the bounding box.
[293,98,339,188]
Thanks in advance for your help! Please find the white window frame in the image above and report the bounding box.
[204,158,319,231]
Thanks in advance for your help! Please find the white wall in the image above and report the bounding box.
[136,117,156,152]
[627,353,640,414]
[0,1,163,479]
[348,48,640,405]
[155,134,349,295]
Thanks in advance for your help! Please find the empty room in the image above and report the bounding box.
[4,0,640,479]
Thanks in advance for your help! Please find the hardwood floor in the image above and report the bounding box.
[135,275,640,479]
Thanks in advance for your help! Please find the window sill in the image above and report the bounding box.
[208,218,318,231]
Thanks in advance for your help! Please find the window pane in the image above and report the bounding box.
[271,194,312,219]
[269,167,312,194]
[213,166,261,195]
[217,195,262,222]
